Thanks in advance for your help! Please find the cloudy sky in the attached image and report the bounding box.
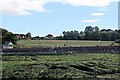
[0,0,119,36]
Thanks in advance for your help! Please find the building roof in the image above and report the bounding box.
[3,42,14,46]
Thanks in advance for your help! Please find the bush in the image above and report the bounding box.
[115,39,120,43]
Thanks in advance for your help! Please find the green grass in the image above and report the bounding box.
[2,53,118,63]
[17,40,114,48]
[2,53,120,79]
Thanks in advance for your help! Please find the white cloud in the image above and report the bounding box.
[81,19,99,23]
[0,0,51,15]
[60,0,118,7]
[0,0,118,15]
[92,13,104,16]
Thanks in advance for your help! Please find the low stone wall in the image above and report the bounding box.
[1,46,120,55]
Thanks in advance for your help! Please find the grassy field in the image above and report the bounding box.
[2,40,119,79]
[17,40,115,48]
[2,53,120,79]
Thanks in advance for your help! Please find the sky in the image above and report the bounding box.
[0,0,119,37]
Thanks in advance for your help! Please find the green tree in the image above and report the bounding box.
[84,26,94,40]
[80,31,85,39]
[62,30,80,40]
[91,26,100,40]
[26,32,31,39]
[1,28,18,44]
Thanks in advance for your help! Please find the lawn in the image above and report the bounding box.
[2,53,120,80]
[17,40,114,48]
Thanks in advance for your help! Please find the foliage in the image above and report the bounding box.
[115,39,120,43]
[26,32,31,39]
[1,28,18,44]
[55,26,120,41]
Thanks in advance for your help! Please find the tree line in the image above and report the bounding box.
[55,26,120,41]
[1,28,31,45]
[1,26,120,45]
